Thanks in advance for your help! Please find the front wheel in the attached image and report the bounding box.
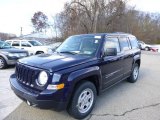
[128,63,139,83]
[145,47,150,51]
[0,57,7,69]
[36,51,44,55]
[67,81,97,119]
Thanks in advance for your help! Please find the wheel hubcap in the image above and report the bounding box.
[0,58,4,68]
[133,66,139,80]
[77,88,94,113]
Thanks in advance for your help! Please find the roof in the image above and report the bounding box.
[72,32,135,38]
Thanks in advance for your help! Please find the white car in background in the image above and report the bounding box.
[5,39,53,55]
[50,42,62,51]
[138,41,151,51]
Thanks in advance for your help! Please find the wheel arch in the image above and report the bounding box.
[0,54,8,63]
[133,54,141,67]
[68,66,102,95]
[35,51,44,54]
[135,59,140,67]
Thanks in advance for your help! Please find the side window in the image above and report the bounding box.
[6,41,12,45]
[12,41,20,47]
[21,41,31,47]
[119,37,130,51]
[104,37,120,53]
[129,37,139,49]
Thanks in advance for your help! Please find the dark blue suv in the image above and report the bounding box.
[10,33,141,119]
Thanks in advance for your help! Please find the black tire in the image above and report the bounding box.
[67,81,97,119]
[0,57,7,69]
[128,63,139,83]
[36,51,44,55]
[145,47,149,51]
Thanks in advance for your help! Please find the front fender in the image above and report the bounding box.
[0,53,8,62]
[68,66,102,91]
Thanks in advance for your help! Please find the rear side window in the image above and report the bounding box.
[119,37,130,51]
[129,37,139,49]
[105,37,120,53]
[12,41,20,46]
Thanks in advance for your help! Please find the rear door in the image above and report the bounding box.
[21,41,32,50]
[119,37,133,78]
[101,37,124,89]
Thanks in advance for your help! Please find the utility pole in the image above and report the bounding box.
[20,27,23,36]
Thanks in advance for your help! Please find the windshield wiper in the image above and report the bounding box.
[58,51,78,55]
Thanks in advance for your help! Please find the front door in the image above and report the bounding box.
[101,37,124,89]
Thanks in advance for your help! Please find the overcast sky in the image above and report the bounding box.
[0,0,160,36]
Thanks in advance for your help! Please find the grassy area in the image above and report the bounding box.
[155,40,160,44]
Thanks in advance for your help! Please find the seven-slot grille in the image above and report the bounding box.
[15,63,40,87]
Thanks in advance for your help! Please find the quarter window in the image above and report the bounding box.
[104,37,120,53]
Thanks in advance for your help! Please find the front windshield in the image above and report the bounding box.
[28,40,42,46]
[0,41,12,49]
[56,35,101,56]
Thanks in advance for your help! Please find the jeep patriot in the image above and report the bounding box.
[10,33,141,119]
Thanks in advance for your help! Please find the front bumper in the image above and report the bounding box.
[9,74,68,111]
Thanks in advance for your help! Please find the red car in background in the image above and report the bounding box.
[150,46,159,52]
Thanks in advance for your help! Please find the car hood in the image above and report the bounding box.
[19,53,94,72]
[0,48,27,53]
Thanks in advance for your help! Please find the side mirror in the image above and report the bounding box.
[104,48,117,56]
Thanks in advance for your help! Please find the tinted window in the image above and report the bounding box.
[28,41,42,46]
[104,37,120,53]
[21,41,31,47]
[12,41,20,46]
[129,37,139,49]
[119,37,130,51]
[0,41,12,49]
[6,41,12,45]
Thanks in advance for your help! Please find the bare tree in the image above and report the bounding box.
[53,0,160,43]
[31,11,49,33]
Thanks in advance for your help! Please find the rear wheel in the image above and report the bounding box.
[67,81,97,119]
[128,63,139,83]
[0,57,7,69]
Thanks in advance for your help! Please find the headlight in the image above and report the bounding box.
[8,53,20,57]
[47,48,53,53]
[37,71,48,86]
[8,53,27,57]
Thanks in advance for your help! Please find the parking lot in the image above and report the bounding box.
[0,51,160,120]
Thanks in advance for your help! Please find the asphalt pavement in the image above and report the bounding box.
[0,51,160,120]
